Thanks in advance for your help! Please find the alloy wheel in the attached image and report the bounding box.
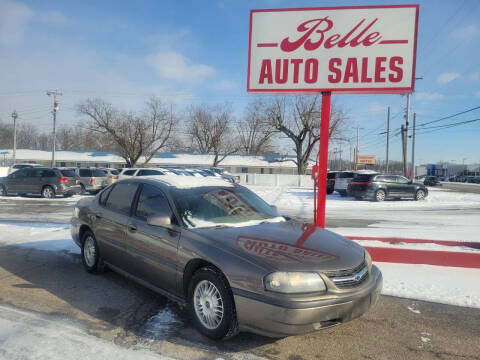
[193,280,224,330]
[416,190,425,200]
[376,190,386,202]
[42,187,54,198]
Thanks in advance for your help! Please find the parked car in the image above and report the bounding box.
[71,176,382,339]
[326,171,337,194]
[210,167,239,183]
[0,167,81,198]
[101,168,120,185]
[76,168,108,194]
[118,168,168,179]
[424,176,441,186]
[347,174,428,201]
[8,163,42,174]
[334,171,356,196]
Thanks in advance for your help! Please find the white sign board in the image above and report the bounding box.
[247,5,419,94]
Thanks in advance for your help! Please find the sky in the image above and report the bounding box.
[0,0,479,165]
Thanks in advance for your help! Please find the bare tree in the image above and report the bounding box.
[77,97,174,167]
[266,95,347,174]
[187,104,238,167]
[237,98,276,155]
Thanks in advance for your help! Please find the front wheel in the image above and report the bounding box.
[81,230,106,273]
[415,189,426,201]
[188,267,238,340]
[375,189,386,202]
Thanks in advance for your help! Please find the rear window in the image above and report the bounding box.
[60,169,77,177]
[79,169,91,177]
[353,174,376,182]
[123,170,136,176]
[109,170,119,175]
[327,172,336,179]
[337,172,355,178]
[93,169,107,177]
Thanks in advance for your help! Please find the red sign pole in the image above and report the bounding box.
[315,91,331,228]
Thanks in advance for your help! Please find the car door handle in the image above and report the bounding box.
[127,224,137,232]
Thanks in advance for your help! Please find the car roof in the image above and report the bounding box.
[126,174,234,190]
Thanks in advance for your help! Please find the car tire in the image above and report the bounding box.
[326,188,334,194]
[0,185,6,196]
[41,186,55,199]
[339,191,347,197]
[81,230,106,274]
[80,184,86,195]
[188,267,239,340]
[415,189,426,201]
[375,189,386,202]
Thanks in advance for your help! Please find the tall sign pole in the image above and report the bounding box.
[11,111,18,165]
[386,106,390,173]
[316,92,331,227]
[247,5,419,228]
[46,90,62,167]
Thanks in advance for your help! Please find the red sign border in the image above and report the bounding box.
[247,4,419,95]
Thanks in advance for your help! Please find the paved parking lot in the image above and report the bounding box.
[0,194,479,359]
[0,241,479,360]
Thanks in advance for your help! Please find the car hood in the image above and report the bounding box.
[190,220,365,272]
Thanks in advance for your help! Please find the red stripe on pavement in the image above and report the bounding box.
[364,247,480,268]
[345,236,480,250]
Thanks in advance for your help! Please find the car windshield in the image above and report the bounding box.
[173,186,283,228]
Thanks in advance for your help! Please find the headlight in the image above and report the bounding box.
[264,272,326,293]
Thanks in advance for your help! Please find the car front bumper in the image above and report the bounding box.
[234,265,383,337]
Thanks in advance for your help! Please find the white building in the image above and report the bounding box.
[0,149,313,175]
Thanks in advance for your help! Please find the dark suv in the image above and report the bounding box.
[347,174,428,201]
[424,176,441,186]
[0,167,81,198]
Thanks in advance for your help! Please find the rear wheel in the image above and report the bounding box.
[415,189,426,201]
[188,267,238,340]
[41,186,55,199]
[375,189,386,202]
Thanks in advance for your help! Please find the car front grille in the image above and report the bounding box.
[323,261,369,289]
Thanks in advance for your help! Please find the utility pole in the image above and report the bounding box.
[411,113,416,181]
[386,106,390,174]
[401,124,406,176]
[46,90,62,167]
[355,127,359,171]
[11,111,18,165]
[339,143,342,170]
[404,93,411,178]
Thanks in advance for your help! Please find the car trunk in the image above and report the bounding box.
[59,169,80,186]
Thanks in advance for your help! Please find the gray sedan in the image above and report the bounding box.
[70,176,382,339]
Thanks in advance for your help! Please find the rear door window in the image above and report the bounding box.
[134,184,172,221]
[105,183,139,214]
[99,185,114,206]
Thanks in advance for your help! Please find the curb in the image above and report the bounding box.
[345,236,480,268]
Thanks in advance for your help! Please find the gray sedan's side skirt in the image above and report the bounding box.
[105,262,187,306]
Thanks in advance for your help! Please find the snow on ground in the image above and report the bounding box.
[0,221,479,309]
[0,304,174,360]
[376,262,480,308]
[248,186,480,242]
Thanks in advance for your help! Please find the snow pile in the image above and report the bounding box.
[376,262,480,308]
[0,305,174,360]
[143,306,183,340]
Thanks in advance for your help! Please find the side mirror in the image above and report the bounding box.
[147,214,171,227]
